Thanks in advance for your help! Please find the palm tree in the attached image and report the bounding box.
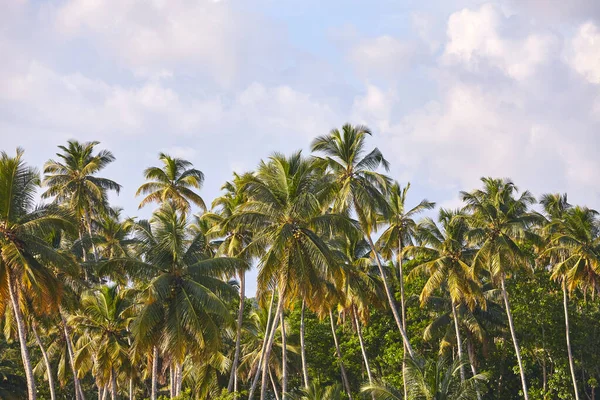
[405,208,484,382]
[42,140,120,265]
[362,355,487,400]
[234,152,350,400]
[377,181,434,394]
[112,204,242,398]
[541,194,600,400]
[201,173,256,396]
[461,178,540,400]
[0,148,75,400]
[71,285,134,400]
[136,153,205,214]
[311,124,416,359]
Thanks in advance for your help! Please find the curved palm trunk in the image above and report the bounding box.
[300,299,309,388]
[60,311,85,400]
[7,272,36,400]
[228,272,245,396]
[260,293,285,400]
[329,310,353,400]
[32,322,57,400]
[353,307,373,385]
[451,302,466,381]
[281,309,287,400]
[500,274,529,400]
[365,234,415,359]
[151,347,158,400]
[269,368,281,400]
[397,240,408,400]
[563,281,580,400]
[248,292,276,400]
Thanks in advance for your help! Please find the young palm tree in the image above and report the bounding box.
[42,140,120,264]
[0,148,74,400]
[113,204,242,398]
[311,124,416,359]
[541,194,600,400]
[136,153,206,214]
[405,209,484,382]
[362,355,487,400]
[235,152,350,400]
[461,178,540,400]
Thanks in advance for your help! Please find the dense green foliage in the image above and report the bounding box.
[0,126,599,400]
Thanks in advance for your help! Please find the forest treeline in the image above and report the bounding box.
[1,124,599,400]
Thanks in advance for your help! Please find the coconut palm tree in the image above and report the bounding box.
[42,140,121,265]
[541,194,600,400]
[71,285,134,400]
[136,153,205,214]
[362,355,488,400]
[311,124,416,359]
[111,204,242,398]
[461,178,540,400]
[405,208,484,382]
[234,152,351,400]
[0,148,75,400]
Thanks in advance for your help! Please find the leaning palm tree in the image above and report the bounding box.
[136,153,206,214]
[405,208,484,382]
[0,148,75,400]
[110,204,242,399]
[362,355,487,400]
[541,195,600,400]
[235,152,351,400]
[461,178,540,400]
[311,124,416,359]
[42,140,121,264]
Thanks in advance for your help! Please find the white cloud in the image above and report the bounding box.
[443,3,559,80]
[567,22,600,84]
[349,35,416,79]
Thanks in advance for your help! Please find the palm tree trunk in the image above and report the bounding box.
[248,292,276,400]
[129,377,134,400]
[111,368,117,400]
[85,208,99,262]
[60,311,85,400]
[260,292,285,400]
[102,386,108,400]
[98,385,104,400]
[269,368,281,400]
[467,339,482,400]
[228,271,245,396]
[353,307,373,385]
[397,239,409,400]
[300,299,309,388]
[329,310,353,400]
[7,272,36,400]
[500,274,529,400]
[281,308,288,400]
[451,302,466,381]
[169,365,175,398]
[151,347,158,400]
[175,363,183,397]
[563,281,580,400]
[365,234,415,359]
[32,322,57,400]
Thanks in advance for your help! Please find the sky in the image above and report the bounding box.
[2,0,600,294]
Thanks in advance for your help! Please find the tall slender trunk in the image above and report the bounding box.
[151,347,158,400]
[79,228,89,281]
[111,368,117,400]
[281,308,287,400]
[365,234,415,359]
[260,293,285,400]
[300,299,309,388]
[500,274,529,400]
[98,384,104,400]
[248,292,276,400]
[451,302,466,381]
[397,239,408,400]
[6,272,36,400]
[329,310,353,400]
[467,339,482,400]
[102,386,108,400]
[228,271,245,396]
[175,363,183,397]
[353,307,373,385]
[32,322,57,400]
[129,377,134,400]
[60,311,85,400]
[169,365,175,398]
[563,281,580,400]
[269,368,281,400]
[85,208,99,262]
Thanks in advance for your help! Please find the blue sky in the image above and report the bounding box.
[2,0,600,294]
